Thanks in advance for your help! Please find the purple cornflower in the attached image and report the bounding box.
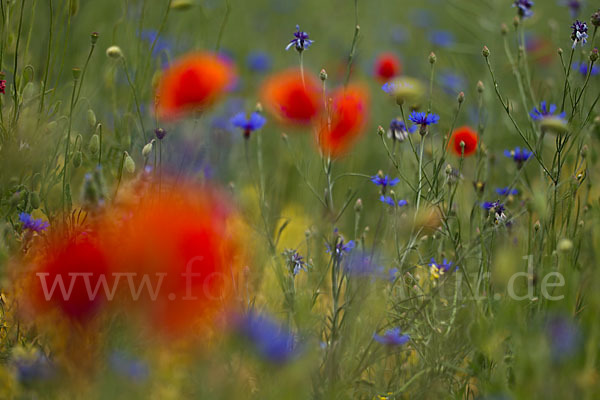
[19,212,49,233]
[562,0,582,18]
[572,61,599,76]
[230,112,267,139]
[371,174,400,189]
[482,201,507,224]
[380,195,408,208]
[154,128,167,140]
[285,25,313,52]
[496,187,518,196]
[387,118,417,142]
[247,51,272,73]
[428,30,455,48]
[429,258,458,273]
[344,252,385,279]
[326,230,355,256]
[109,352,149,382]
[12,350,54,383]
[283,249,309,276]
[571,20,589,48]
[235,312,299,364]
[373,327,410,347]
[504,147,533,167]
[408,111,440,127]
[546,315,580,361]
[530,101,566,122]
[513,0,534,19]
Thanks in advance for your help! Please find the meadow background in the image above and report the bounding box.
[0,0,599,399]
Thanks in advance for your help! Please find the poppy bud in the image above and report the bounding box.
[124,152,135,174]
[72,151,83,168]
[87,109,97,128]
[89,134,100,155]
[106,46,123,59]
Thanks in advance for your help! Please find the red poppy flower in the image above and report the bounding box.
[31,234,111,322]
[318,84,369,157]
[374,52,402,82]
[106,182,248,337]
[156,52,236,119]
[260,69,321,126]
[448,126,478,157]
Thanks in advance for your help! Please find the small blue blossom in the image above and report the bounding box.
[344,253,386,279]
[496,187,519,196]
[381,81,414,95]
[247,51,272,73]
[373,327,410,346]
[408,111,440,127]
[530,101,566,121]
[546,315,580,361]
[109,352,149,382]
[235,312,299,364]
[139,30,171,68]
[561,0,582,18]
[388,267,399,282]
[429,258,458,273]
[370,174,400,188]
[285,25,313,52]
[572,62,599,76]
[12,350,54,383]
[380,195,408,207]
[513,0,534,19]
[439,71,466,95]
[283,249,309,276]
[428,30,455,48]
[326,230,355,256]
[19,212,49,233]
[504,147,533,166]
[571,20,588,48]
[482,201,506,214]
[230,112,267,138]
[387,118,417,141]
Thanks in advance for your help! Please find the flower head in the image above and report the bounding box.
[380,195,408,208]
[513,0,534,19]
[261,69,321,126]
[448,126,478,157]
[370,174,400,189]
[234,312,299,364]
[0,79,5,95]
[156,52,236,119]
[482,201,507,224]
[326,230,355,257]
[496,187,518,196]
[109,352,149,382]
[572,61,600,76]
[504,147,533,167]
[154,128,167,140]
[428,30,455,48]
[530,101,567,121]
[374,53,402,82]
[408,111,440,127]
[317,84,369,156]
[562,0,582,18]
[230,112,267,138]
[373,327,410,347]
[283,249,309,276]
[592,9,600,27]
[19,212,49,233]
[429,258,458,279]
[387,118,417,141]
[571,20,589,48]
[11,347,54,383]
[285,25,313,52]
[247,51,272,73]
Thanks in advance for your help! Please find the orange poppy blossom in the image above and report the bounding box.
[260,68,322,126]
[317,84,370,157]
[448,126,479,157]
[374,52,402,82]
[156,52,236,119]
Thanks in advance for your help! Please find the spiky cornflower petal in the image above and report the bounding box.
[230,112,267,138]
[571,20,589,48]
[530,101,566,122]
[387,118,416,141]
[513,0,534,18]
[371,175,400,188]
[408,111,440,127]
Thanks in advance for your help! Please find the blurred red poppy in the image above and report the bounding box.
[260,69,321,126]
[374,52,402,82]
[317,84,369,157]
[448,126,478,157]
[156,52,236,119]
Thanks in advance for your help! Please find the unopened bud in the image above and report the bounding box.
[91,32,99,45]
[142,140,155,158]
[557,238,573,252]
[319,69,328,81]
[429,52,437,64]
[87,109,97,128]
[124,152,135,174]
[581,144,588,158]
[72,151,83,168]
[513,16,520,28]
[377,126,385,136]
[354,198,363,213]
[482,46,490,58]
[592,10,600,27]
[154,127,167,140]
[457,91,465,104]
[29,192,41,209]
[558,48,563,56]
[590,48,599,62]
[89,134,100,154]
[501,23,508,35]
[106,45,123,59]
[477,81,484,93]
[72,68,82,81]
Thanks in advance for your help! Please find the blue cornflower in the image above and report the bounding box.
[561,0,582,18]
[428,30,455,48]
[430,258,458,273]
[19,212,49,233]
[482,201,506,214]
[109,352,149,382]
[387,118,417,142]
[381,81,414,95]
[344,253,386,279]
[496,187,519,196]
[546,315,580,362]
[235,312,299,364]
[139,30,171,67]
[371,174,400,188]
[513,0,534,19]
[285,25,313,52]
[380,195,408,208]
[373,327,410,347]
[571,20,588,48]
[326,231,355,256]
[388,268,399,282]
[439,71,466,95]
[572,62,599,76]
[408,111,440,127]
[230,112,267,138]
[12,350,54,383]
[247,51,272,73]
[283,249,309,276]
[530,101,566,122]
[504,147,533,167]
